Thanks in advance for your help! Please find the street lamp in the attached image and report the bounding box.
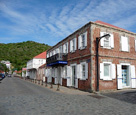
[96,34,110,91]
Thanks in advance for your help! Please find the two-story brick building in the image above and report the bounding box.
[46,20,136,92]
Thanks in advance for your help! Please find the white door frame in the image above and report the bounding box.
[118,63,131,89]
[70,63,77,87]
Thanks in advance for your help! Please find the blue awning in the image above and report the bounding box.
[47,61,67,66]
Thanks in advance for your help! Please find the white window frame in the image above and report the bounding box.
[78,31,87,50]
[80,62,88,80]
[81,34,85,48]
[100,62,114,81]
[81,63,86,79]
[104,63,111,78]
[72,39,75,51]
[70,38,76,53]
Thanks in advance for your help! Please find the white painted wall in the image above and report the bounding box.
[27,58,46,70]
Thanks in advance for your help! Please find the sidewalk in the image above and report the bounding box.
[23,78,91,95]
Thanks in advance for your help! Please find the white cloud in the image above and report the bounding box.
[0,0,136,45]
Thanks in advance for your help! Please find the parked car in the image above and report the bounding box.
[8,74,12,77]
[0,73,5,80]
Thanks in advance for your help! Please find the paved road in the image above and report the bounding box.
[0,77,136,115]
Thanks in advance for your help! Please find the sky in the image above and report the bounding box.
[0,0,136,46]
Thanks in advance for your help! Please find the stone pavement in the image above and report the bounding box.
[0,77,136,115]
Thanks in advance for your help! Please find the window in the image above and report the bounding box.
[65,66,67,77]
[78,31,87,50]
[81,34,85,47]
[63,42,68,53]
[121,36,129,52]
[79,62,88,80]
[59,46,62,53]
[104,37,110,47]
[100,32,114,49]
[104,63,110,77]
[70,38,76,52]
[82,64,86,79]
[65,44,67,53]
[47,53,49,58]
[100,62,116,80]
[135,40,136,51]
[72,39,75,51]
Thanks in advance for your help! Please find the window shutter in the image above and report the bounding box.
[135,40,136,51]
[85,63,88,79]
[110,34,114,48]
[117,64,122,89]
[131,65,136,88]
[121,36,128,51]
[111,64,116,79]
[78,35,81,49]
[100,63,104,79]
[70,40,72,52]
[74,38,77,50]
[67,66,72,86]
[77,64,80,79]
[85,31,87,47]
[100,32,104,47]
[67,42,68,53]
[60,67,63,78]
[63,44,65,53]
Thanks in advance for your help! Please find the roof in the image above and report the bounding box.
[39,63,46,68]
[34,51,47,59]
[95,20,130,32]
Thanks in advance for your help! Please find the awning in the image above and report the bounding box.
[47,61,67,66]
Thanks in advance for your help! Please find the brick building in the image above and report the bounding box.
[46,20,136,92]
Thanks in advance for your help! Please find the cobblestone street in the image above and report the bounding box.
[0,77,136,115]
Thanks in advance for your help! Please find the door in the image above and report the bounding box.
[117,64,122,89]
[122,65,130,87]
[72,66,76,87]
[122,66,127,87]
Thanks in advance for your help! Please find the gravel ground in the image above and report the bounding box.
[0,77,136,115]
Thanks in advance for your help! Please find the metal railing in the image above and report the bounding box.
[47,53,67,64]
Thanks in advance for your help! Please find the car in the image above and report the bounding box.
[8,74,12,77]
[0,73,5,80]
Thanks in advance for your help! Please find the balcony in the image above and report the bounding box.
[47,53,68,66]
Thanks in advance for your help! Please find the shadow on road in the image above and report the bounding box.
[102,90,136,104]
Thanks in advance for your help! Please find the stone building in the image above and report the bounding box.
[46,20,136,92]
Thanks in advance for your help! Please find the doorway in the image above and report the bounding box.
[72,65,76,87]
[122,65,130,87]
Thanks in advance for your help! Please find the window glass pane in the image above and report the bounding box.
[81,34,85,47]
[82,64,85,78]
[104,64,110,76]
[104,37,109,47]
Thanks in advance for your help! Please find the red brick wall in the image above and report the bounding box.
[78,79,91,91]
[62,78,67,87]
[52,77,55,84]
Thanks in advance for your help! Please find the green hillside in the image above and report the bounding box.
[0,41,51,71]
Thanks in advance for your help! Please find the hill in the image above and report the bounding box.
[0,41,51,71]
